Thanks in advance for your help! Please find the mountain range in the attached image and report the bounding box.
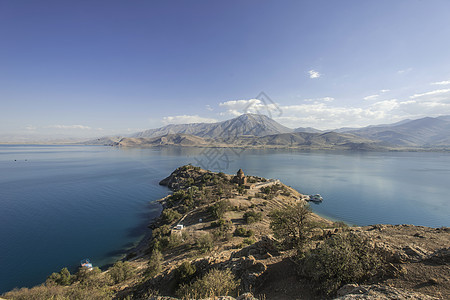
[87,114,450,150]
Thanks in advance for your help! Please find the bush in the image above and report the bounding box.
[333,221,349,228]
[243,211,262,224]
[161,208,182,224]
[196,232,214,253]
[108,261,135,284]
[175,261,197,285]
[242,237,256,246]
[46,267,72,286]
[144,250,163,279]
[269,203,311,250]
[152,225,171,239]
[75,267,107,287]
[211,219,232,240]
[209,200,230,219]
[298,233,388,295]
[234,227,254,237]
[177,268,239,299]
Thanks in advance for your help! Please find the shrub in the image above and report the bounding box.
[333,221,349,228]
[243,211,262,224]
[176,268,239,299]
[108,261,135,284]
[242,237,256,246]
[46,267,72,286]
[75,267,106,287]
[161,208,182,224]
[211,219,232,240]
[209,200,230,219]
[152,225,171,239]
[144,250,163,279]
[175,261,197,285]
[196,232,214,253]
[234,227,254,237]
[269,203,311,250]
[298,233,388,295]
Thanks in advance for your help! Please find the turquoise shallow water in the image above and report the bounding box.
[0,145,449,293]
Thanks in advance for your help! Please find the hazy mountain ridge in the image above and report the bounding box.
[133,114,293,139]
[84,114,450,149]
[347,116,450,147]
[115,131,383,150]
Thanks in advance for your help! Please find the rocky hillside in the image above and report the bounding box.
[346,116,450,147]
[133,114,293,139]
[114,131,384,150]
[3,166,448,300]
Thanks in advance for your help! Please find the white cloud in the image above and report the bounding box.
[216,86,450,130]
[369,99,400,112]
[431,80,450,85]
[304,97,334,102]
[49,125,92,130]
[410,89,450,99]
[380,89,390,93]
[205,105,213,111]
[25,125,37,130]
[162,115,217,125]
[363,94,379,101]
[219,99,281,117]
[308,69,321,79]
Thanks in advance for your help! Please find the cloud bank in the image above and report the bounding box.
[162,115,218,125]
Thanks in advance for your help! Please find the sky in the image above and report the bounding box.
[1,0,450,141]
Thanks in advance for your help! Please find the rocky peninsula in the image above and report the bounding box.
[2,165,449,300]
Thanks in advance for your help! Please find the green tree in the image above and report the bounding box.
[269,203,311,250]
[144,250,163,279]
[46,267,72,286]
[209,200,230,219]
[175,261,197,285]
[108,261,135,284]
[243,211,262,224]
[161,208,182,224]
[196,232,214,253]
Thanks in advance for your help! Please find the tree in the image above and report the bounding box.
[269,203,311,250]
[144,250,163,279]
[46,267,72,286]
[175,261,197,285]
[108,261,135,284]
[209,200,230,219]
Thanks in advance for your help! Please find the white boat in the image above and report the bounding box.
[308,194,323,202]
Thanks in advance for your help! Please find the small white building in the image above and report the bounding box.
[175,224,184,230]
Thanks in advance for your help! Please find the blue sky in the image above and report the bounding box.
[1,0,450,140]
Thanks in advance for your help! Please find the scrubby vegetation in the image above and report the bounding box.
[243,211,262,224]
[298,233,389,295]
[269,203,312,250]
[234,226,254,237]
[176,268,239,299]
[108,261,135,284]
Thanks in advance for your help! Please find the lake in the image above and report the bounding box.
[0,145,449,293]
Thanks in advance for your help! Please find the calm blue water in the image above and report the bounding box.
[1,145,449,293]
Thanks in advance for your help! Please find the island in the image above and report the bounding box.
[2,165,449,300]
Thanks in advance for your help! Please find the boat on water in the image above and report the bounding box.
[80,258,93,270]
[307,194,323,202]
